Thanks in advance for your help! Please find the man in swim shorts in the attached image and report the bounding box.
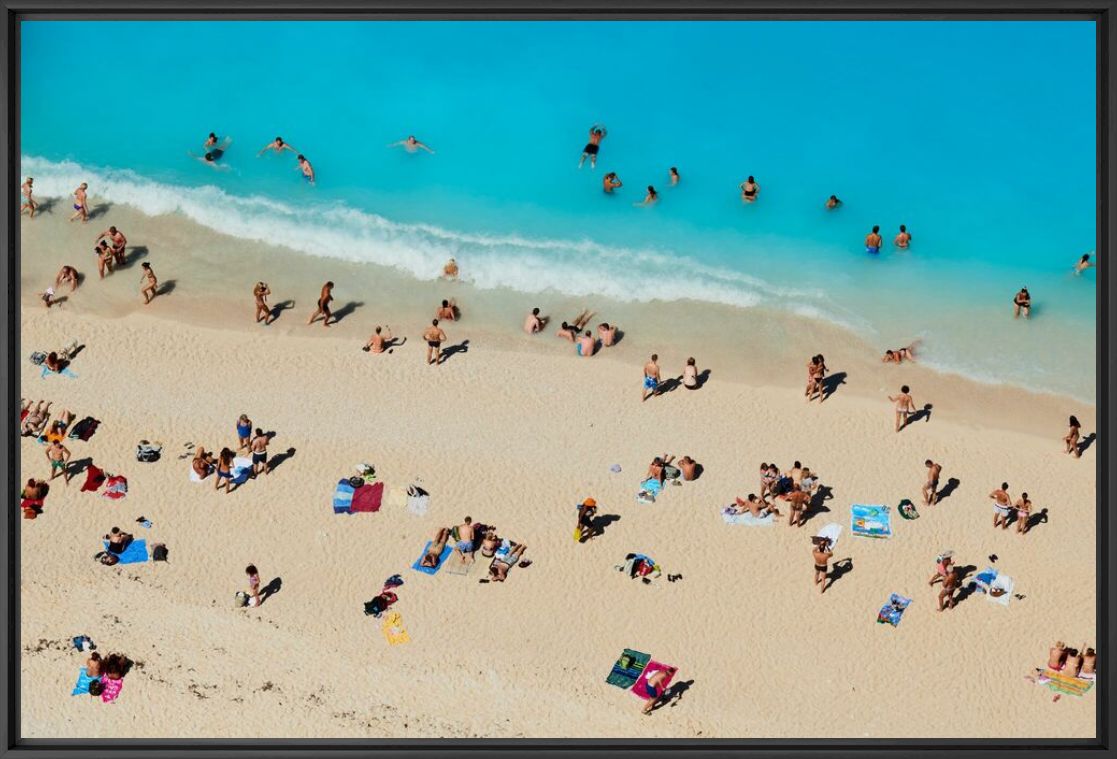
[642,354,661,402]
[423,319,447,366]
[436,299,457,321]
[865,225,882,254]
[249,428,270,478]
[579,126,605,169]
[922,459,942,506]
[989,482,1013,530]
[69,182,89,223]
[46,440,72,483]
[307,281,334,327]
[812,537,833,594]
[364,325,395,353]
[95,226,127,266]
[642,667,672,714]
[598,322,617,346]
[454,516,475,564]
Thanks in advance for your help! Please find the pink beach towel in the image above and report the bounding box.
[100,676,123,703]
[631,660,677,699]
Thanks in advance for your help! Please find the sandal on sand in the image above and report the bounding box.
[478,578,490,584]
[518,560,532,568]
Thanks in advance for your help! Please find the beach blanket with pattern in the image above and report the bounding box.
[71,668,101,696]
[1043,669,1094,697]
[606,649,651,689]
[632,661,677,699]
[851,504,892,539]
[877,593,912,626]
[381,611,410,645]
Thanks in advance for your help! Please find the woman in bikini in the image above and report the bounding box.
[1014,492,1032,534]
[635,186,658,207]
[95,241,114,279]
[422,529,451,568]
[55,265,79,292]
[215,448,236,494]
[1013,287,1031,319]
[253,282,273,325]
[739,176,760,203]
[1065,415,1082,458]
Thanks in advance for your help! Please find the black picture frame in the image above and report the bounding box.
[2,2,1112,757]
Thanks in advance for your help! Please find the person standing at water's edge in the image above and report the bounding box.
[423,319,447,366]
[1065,415,1082,458]
[389,135,435,154]
[865,225,882,254]
[20,177,36,219]
[69,183,89,223]
[603,173,623,193]
[307,282,334,327]
[894,225,912,248]
[97,226,127,267]
[253,282,274,325]
[642,354,661,402]
[258,136,296,156]
[888,385,915,432]
[579,125,606,169]
[739,176,760,203]
[1013,287,1031,319]
[140,263,158,305]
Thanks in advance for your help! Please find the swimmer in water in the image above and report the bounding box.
[635,186,658,207]
[1074,253,1095,275]
[894,224,912,248]
[669,167,680,186]
[739,176,760,203]
[258,136,297,156]
[1013,287,1031,319]
[20,177,36,219]
[882,343,917,364]
[865,225,882,254]
[389,135,435,154]
[190,133,232,170]
[603,172,623,193]
[825,195,841,209]
[296,155,315,184]
[579,126,606,169]
[442,258,459,280]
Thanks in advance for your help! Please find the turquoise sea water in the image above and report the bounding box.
[20,21,1097,399]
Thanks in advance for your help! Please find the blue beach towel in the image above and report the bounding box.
[71,668,101,696]
[411,541,453,575]
[102,539,149,565]
[851,504,893,539]
[41,366,78,379]
[333,479,355,514]
[877,593,912,627]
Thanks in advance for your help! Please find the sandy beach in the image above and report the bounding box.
[18,206,1096,739]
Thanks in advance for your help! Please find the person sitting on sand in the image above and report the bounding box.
[363,326,395,353]
[678,456,697,481]
[55,266,79,292]
[1074,253,1095,275]
[85,652,102,677]
[422,528,451,568]
[577,498,598,541]
[937,567,959,612]
[928,551,954,586]
[894,224,912,248]
[923,459,942,506]
[597,322,617,347]
[576,330,595,357]
[258,136,297,156]
[524,308,545,334]
[1064,647,1083,677]
[647,456,668,485]
[888,385,916,432]
[215,448,236,494]
[682,357,699,389]
[21,400,52,437]
[1048,641,1067,671]
[1014,492,1032,535]
[1081,646,1097,679]
[488,542,528,582]
[307,281,334,327]
[245,564,261,607]
[799,467,818,495]
[603,172,623,193]
[641,666,671,715]
[442,258,458,280]
[480,528,500,558]
[389,135,435,154]
[825,194,841,209]
[990,482,1012,530]
[1013,287,1031,319]
[556,322,577,342]
[105,526,134,555]
[643,354,662,402]
[882,344,917,364]
[192,446,215,480]
[43,411,75,443]
[759,463,777,501]
[423,319,447,366]
[564,309,593,334]
[453,517,475,564]
[1065,415,1082,458]
[253,282,274,325]
[812,537,833,594]
[436,299,457,321]
[95,241,114,279]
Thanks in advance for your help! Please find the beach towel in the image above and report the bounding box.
[877,593,912,627]
[1044,669,1095,697]
[721,506,775,526]
[230,457,253,485]
[71,668,101,696]
[606,649,651,689]
[100,676,123,703]
[101,475,128,500]
[815,523,843,551]
[851,504,892,539]
[969,567,999,595]
[970,568,1014,606]
[407,485,430,516]
[637,477,662,504]
[68,417,99,441]
[102,539,148,565]
[81,465,106,493]
[41,366,78,379]
[442,553,477,576]
[632,661,677,700]
[381,611,411,645]
[411,541,453,575]
[188,465,210,483]
[351,481,384,513]
[333,479,355,514]
[898,499,919,520]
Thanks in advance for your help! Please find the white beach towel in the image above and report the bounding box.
[815,523,843,551]
[721,507,774,526]
[987,574,1014,607]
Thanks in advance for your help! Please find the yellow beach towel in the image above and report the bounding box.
[1043,669,1094,697]
[382,611,410,645]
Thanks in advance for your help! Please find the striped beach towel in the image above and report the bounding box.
[606,649,650,689]
[1044,670,1094,697]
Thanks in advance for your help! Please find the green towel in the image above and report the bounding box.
[606,648,650,689]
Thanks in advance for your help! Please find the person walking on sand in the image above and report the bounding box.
[786,486,811,527]
[577,330,595,357]
[682,357,699,389]
[258,136,297,156]
[249,428,270,478]
[253,282,274,325]
[245,565,261,607]
[307,281,334,327]
[55,266,79,292]
[825,194,842,209]
[894,224,912,248]
[1014,492,1032,535]
[1013,287,1031,319]
[865,225,882,254]
[296,154,315,184]
[97,226,127,266]
[215,448,236,494]
[642,354,662,402]
[363,325,395,353]
[813,537,833,594]
[20,177,37,218]
[579,125,606,169]
[937,567,959,611]
[46,440,72,483]
[739,176,760,203]
[423,319,447,366]
[1074,253,1095,275]
[576,498,598,542]
[805,355,826,402]
[523,308,545,334]
[990,482,1013,530]
[603,172,623,193]
[641,667,672,715]
[888,385,916,432]
[1065,415,1083,458]
[139,263,158,305]
[389,135,435,154]
[922,459,942,506]
[69,183,89,223]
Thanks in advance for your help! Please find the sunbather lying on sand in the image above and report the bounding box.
[488,542,528,582]
[21,400,52,436]
[422,528,451,568]
[733,494,781,518]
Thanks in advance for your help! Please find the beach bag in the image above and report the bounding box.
[69,417,99,441]
[234,591,249,608]
[29,351,46,366]
[363,591,398,618]
[96,551,119,566]
[136,441,162,463]
[152,543,168,562]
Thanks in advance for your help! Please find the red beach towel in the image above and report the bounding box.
[631,661,677,699]
[81,465,106,493]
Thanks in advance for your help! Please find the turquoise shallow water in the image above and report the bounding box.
[20,20,1097,400]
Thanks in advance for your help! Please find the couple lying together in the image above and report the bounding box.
[420,520,531,581]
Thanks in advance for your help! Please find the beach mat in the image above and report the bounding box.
[231,457,253,485]
[877,593,912,627]
[381,611,410,645]
[632,661,677,699]
[606,649,651,689]
[442,553,477,576]
[851,504,892,539]
[411,541,453,575]
[721,506,774,526]
[332,479,354,513]
[102,539,148,565]
[1044,669,1094,697]
[71,668,100,696]
[351,481,384,513]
